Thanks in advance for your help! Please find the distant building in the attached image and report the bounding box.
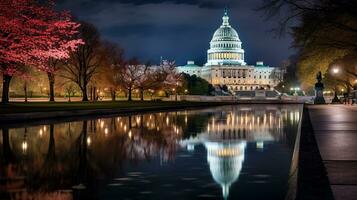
[177,9,283,92]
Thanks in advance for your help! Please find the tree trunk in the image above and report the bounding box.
[92,86,96,102]
[45,124,56,163]
[89,86,93,101]
[82,87,88,101]
[24,82,28,103]
[111,88,116,101]
[140,88,144,101]
[47,73,55,102]
[77,120,88,185]
[2,127,16,165]
[1,74,12,104]
[128,87,132,101]
[128,115,132,129]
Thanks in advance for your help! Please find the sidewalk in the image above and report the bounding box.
[307,105,357,200]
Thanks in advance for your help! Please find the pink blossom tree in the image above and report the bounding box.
[0,0,82,103]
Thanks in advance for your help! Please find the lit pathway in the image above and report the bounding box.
[308,105,357,200]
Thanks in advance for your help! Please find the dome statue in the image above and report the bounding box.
[206,9,246,66]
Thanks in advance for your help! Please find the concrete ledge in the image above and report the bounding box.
[285,105,303,200]
[296,106,334,199]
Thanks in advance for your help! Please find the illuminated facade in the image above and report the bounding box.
[178,9,283,91]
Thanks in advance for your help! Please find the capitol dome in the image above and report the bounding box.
[205,141,246,200]
[206,9,246,66]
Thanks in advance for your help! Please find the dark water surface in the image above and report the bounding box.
[0,105,302,200]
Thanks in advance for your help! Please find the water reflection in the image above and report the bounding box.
[179,106,301,199]
[0,105,301,200]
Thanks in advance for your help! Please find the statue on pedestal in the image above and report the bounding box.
[314,71,326,104]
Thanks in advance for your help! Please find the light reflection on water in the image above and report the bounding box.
[0,105,302,200]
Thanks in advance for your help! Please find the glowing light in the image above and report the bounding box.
[100,121,104,128]
[256,141,264,149]
[128,130,132,139]
[39,129,43,137]
[104,128,108,135]
[187,144,195,151]
[166,117,169,125]
[21,141,28,153]
[332,68,340,74]
[124,125,127,132]
[43,125,47,132]
[87,137,91,146]
[215,148,240,157]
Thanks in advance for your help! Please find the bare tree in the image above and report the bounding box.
[134,63,154,101]
[160,60,181,94]
[64,83,78,102]
[99,41,125,101]
[259,0,357,50]
[117,58,142,101]
[62,22,104,101]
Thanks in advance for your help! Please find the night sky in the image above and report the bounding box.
[57,0,295,66]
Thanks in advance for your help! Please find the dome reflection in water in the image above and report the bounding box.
[0,105,302,200]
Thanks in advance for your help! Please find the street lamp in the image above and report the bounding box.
[290,87,300,96]
[332,68,339,74]
[331,67,341,103]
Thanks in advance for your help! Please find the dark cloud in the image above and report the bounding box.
[57,0,295,66]
[59,0,229,8]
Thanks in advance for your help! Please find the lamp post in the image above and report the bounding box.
[331,67,341,103]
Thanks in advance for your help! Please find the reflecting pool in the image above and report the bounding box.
[0,105,302,200]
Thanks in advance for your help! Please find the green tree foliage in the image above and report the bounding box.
[180,73,213,95]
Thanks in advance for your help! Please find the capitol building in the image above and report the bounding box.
[177,10,283,92]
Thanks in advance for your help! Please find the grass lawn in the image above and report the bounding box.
[0,101,225,114]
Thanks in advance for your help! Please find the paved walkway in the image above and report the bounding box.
[308,105,357,200]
